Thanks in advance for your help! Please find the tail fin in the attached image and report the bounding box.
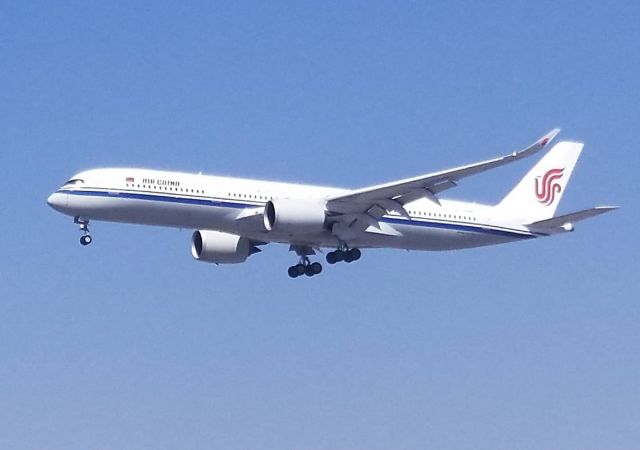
[497,141,583,222]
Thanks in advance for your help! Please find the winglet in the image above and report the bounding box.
[508,128,561,160]
[539,127,561,148]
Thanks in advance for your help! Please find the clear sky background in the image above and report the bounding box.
[1,2,638,449]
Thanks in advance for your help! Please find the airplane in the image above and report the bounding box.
[47,129,616,278]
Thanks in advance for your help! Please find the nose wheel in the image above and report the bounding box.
[74,216,92,246]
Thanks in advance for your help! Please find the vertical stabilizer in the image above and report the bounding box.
[497,141,583,222]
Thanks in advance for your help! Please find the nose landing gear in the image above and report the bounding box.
[74,216,92,246]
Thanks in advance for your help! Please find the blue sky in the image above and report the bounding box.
[1,2,638,449]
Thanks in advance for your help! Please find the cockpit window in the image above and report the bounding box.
[63,178,84,186]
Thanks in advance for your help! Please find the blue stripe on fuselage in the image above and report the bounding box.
[381,216,536,239]
[59,188,538,240]
[60,188,256,209]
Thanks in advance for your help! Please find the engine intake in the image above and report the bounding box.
[191,230,257,264]
[263,198,327,234]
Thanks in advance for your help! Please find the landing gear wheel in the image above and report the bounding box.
[288,260,322,278]
[75,217,92,246]
[327,247,361,264]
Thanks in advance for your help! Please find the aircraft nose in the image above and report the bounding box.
[47,192,68,212]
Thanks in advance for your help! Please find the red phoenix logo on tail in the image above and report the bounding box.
[535,168,564,206]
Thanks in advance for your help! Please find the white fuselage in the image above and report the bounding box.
[47,168,537,251]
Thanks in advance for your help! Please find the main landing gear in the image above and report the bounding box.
[74,216,92,246]
[287,246,363,278]
[288,257,323,278]
[326,248,361,264]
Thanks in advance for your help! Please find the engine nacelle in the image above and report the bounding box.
[263,198,327,234]
[191,230,253,264]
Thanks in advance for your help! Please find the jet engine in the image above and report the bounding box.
[191,230,259,264]
[263,199,327,234]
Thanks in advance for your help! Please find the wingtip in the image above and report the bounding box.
[539,128,561,147]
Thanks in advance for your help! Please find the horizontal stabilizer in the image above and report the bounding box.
[527,206,618,233]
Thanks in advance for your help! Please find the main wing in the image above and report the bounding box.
[325,128,561,217]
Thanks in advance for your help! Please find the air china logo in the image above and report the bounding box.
[535,168,564,206]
